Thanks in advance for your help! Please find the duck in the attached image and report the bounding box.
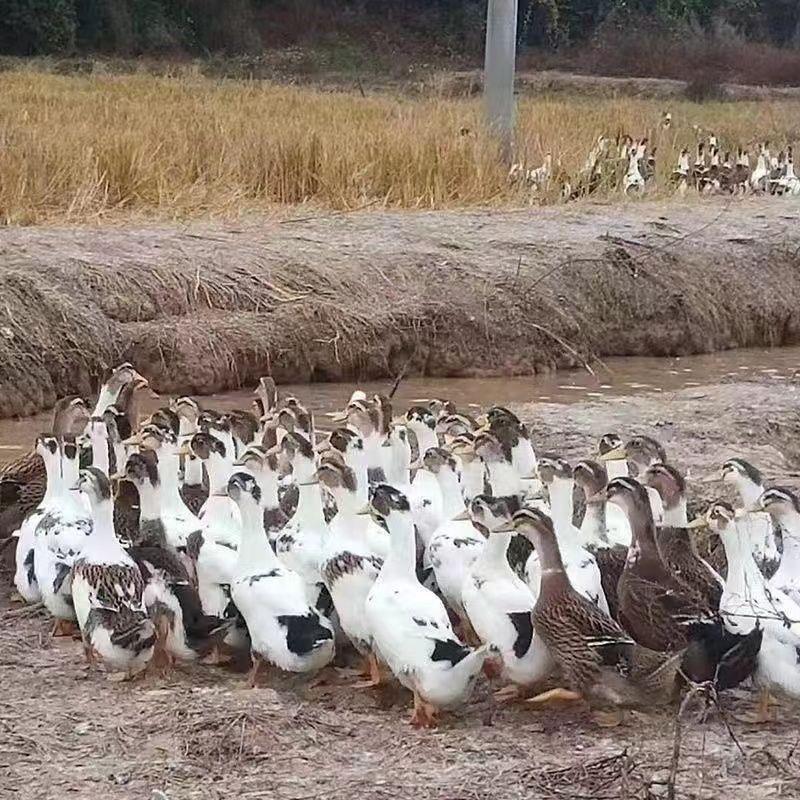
[316,451,389,681]
[337,395,386,483]
[13,434,64,603]
[572,459,628,620]
[274,431,330,608]
[381,419,444,547]
[90,363,149,421]
[425,448,487,628]
[238,441,288,543]
[34,436,93,634]
[71,467,155,675]
[172,396,208,516]
[102,404,132,476]
[500,508,688,711]
[363,484,497,727]
[484,406,538,481]
[180,431,242,617]
[600,435,665,525]
[671,148,690,194]
[131,424,202,552]
[253,376,279,426]
[1,396,90,539]
[759,487,800,607]
[448,433,488,505]
[403,405,448,521]
[461,495,553,696]
[225,471,334,682]
[529,455,609,614]
[750,144,769,192]
[722,458,780,577]
[690,501,793,722]
[642,462,724,609]
[606,477,760,689]
[623,143,645,195]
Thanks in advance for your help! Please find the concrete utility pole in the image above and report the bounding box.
[484,0,518,163]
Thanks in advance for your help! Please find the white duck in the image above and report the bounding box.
[364,484,498,727]
[722,458,780,577]
[13,435,64,604]
[35,436,92,634]
[694,501,798,721]
[527,455,609,614]
[71,467,155,675]
[132,424,202,552]
[226,472,334,682]
[274,431,330,607]
[180,432,241,618]
[462,495,552,696]
[316,451,389,680]
[424,448,486,626]
[760,488,800,607]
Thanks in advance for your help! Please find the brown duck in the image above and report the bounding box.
[643,463,724,610]
[503,507,685,710]
[606,477,761,690]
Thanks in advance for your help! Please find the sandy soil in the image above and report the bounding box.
[2,198,800,419]
[3,376,800,800]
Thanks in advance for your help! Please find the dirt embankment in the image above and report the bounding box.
[1,198,799,418]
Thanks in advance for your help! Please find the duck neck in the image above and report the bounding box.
[580,500,609,548]
[436,467,466,517]
[606,459,629,480]
[487,460,520,497]
[136,481,163,523]
[205,452,232,495]
[41,452,63,505]
[412,426,438,458]
[184,455,204,487]
[255,470,281,512]
[157,449,184,511]
[720,523,762,597]
[237,498,280,571]
[90,432,109,476]
[88,497,119,549]
[61,455,80,494]
[776,512,800,573]
[479,530,511,569]
[91,384,122,419]
[662,496,688,527]
[549,477,581,559]
[736,478,763,512]
[379,512,417,581]
[533,532,571,595]
[624,498,661,565]
[293,457,326,529]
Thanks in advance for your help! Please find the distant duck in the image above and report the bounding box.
[750,144,769,192]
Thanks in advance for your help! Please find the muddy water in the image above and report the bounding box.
[1,346,799,462]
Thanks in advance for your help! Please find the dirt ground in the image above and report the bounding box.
[1,198,800,419]
[3,377,800,800]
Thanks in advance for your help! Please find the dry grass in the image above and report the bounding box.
[2,67,800,224]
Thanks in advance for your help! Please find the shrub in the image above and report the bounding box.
[0,0,77,54]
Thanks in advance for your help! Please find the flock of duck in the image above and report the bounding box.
[512,126,800,199]
[2,363,800,728]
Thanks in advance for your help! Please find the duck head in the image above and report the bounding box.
[421,446,458,477]
[118,449,160,490]
[605,476,651,517]
[537,453,571,486]
[436,412,478,440]
[643,462,686,513]
[573,459,608,501]
[35,433,60,461]
[722,458,763,492]
[690,500,736,540]
[366,483,411,524]
[279,431,316,481]
[172,396,201,427]
[77,466,112,507]
[758,487,800,523]
[53,396,90,437]
[622,435,666,473]
[183,430,227,462]
[224,471,262,508]
[467,494,513,531]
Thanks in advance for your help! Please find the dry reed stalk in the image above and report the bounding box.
[0,69,799,224]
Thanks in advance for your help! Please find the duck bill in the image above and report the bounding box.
[326,411,349,423]
[355,505,372,517]
[210,488,228,498]
[451,509,471,521]
[297,479,320,487]
[685,517,708,530]
[493,523,516,533]
[177,443,193,458]
[599,446,626,462]
[122,433,143,447]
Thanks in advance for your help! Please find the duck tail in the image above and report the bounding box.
[681,622,762,690]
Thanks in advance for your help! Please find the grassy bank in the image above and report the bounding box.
[1,69,800,224]
[1,199,799,418]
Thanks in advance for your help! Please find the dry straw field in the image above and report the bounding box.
[2,65,800,224]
